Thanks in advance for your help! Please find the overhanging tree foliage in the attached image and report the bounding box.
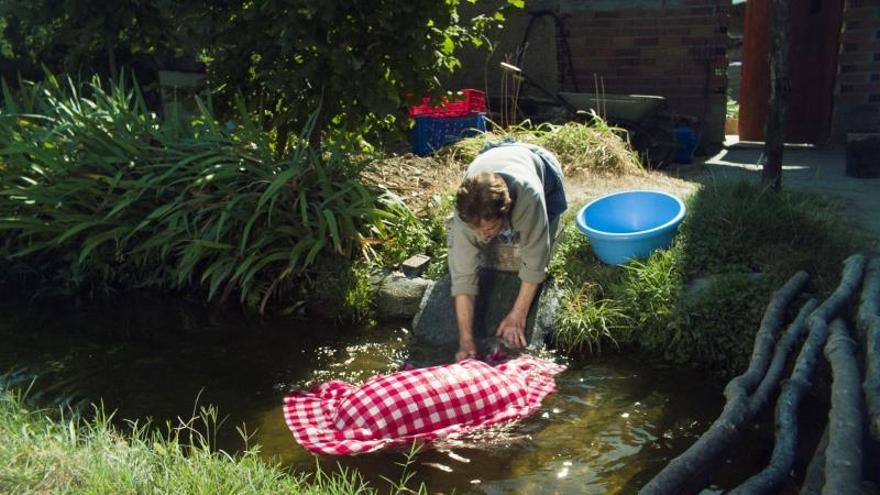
[0,0,186,80]
[200,0,514,151]
[2,1,517,148]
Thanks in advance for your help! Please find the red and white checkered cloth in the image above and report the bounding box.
[283,355,565,455]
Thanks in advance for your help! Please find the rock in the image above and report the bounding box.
[401,254,431,278]
[411,269,560,352]
[376,272,432,320]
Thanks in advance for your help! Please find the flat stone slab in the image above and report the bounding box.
[411,269,559,354]
[375,272,431,320]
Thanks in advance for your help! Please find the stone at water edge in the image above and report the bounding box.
[376,272,432,320]
[412,270,560,352]
[401,254,431,278]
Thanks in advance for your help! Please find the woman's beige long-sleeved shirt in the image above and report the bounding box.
[448,145,552,296]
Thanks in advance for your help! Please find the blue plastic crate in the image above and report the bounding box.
[411,114,487,156]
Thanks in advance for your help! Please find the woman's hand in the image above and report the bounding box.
[496,310,527,348]
[455,339,477,362]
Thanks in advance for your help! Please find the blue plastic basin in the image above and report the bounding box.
[576,190,686,265]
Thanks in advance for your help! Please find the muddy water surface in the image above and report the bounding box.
[1,299,779,494]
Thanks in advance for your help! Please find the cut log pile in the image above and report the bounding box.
[639,254,879,494]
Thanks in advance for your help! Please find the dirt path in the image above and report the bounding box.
[563,170,700,211]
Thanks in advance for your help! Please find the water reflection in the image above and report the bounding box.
[1,298,737,494]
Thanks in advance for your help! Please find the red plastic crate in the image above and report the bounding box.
[407,89,486,118]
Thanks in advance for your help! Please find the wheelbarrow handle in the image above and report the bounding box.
[499,62,580,116]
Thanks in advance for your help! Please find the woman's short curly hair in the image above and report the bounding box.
[455,172,511,225]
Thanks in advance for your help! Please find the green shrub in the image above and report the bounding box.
[550,222,630,352]
[614,243,684,346]
[726,97,739,120]
[0,75,419,315]
[675,274,772,373]
[306,259,377,325]
[678,180,862,292]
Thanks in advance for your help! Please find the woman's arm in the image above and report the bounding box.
[454,294,478,361]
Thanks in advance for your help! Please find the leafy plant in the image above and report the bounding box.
[2,1,521,150]
[549,222,630,352]
[555,284,627,353]
[614,243,685,346]
[0,75,419,314]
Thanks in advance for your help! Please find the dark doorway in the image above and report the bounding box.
[739,0,844,144]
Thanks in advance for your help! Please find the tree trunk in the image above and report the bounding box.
[106,34,118,81]
[762,0,790,191]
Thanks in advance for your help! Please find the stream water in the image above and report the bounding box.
[0,298,815,494]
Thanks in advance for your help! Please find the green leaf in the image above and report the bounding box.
[322,209,341,252]
[189,240,234,250]
[442,35,455,54]
[79,226,128,263]
[54,221,99,245]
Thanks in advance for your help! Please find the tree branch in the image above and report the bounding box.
[857,258,880,441]
[638,271,809,495]
[748,298,819,415]
[822,318,864,494]
[800,425,828,495]
[730,255,867,494]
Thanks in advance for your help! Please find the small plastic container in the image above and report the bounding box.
[673,126,699,164]
[407,89,487,118]
[411,114,487,156]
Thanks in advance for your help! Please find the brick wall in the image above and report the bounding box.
[449,0,731,148]
[560,0,730,148]
[833,0,880,136]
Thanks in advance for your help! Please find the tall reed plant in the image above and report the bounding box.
[0,75,415,312]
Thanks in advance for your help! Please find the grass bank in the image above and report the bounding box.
[0,388,422,494]
[550,179,865,375]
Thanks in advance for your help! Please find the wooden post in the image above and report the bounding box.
[762,0,790,191]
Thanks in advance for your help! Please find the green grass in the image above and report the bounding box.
[0,388,427,494]
[0,389,355,494]
[550,179,865,375]
[676,180,860,292]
